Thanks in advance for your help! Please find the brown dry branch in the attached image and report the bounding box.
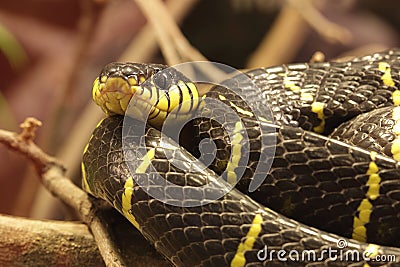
[133,0,230,87]
[120,0,199,62]
[309,51,325,63]
[0,118,128,266]
[18,117,42,143]
[0,118,61,174]
[287,0,352,45]
[133,0,207,65]
[246,2,309,68]
[0,210,168,267]
[13,0,102,217]
[247,0,352,68]
[0,214,104,267]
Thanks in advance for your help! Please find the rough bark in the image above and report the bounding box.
[0,210,169,267]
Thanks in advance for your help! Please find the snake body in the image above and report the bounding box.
[82,49,400,266]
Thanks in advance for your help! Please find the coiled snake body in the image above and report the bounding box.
[82,49,400,266]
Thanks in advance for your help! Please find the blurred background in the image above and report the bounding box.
[0,0,399,220]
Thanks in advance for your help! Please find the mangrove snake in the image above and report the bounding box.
[82,49,400,266]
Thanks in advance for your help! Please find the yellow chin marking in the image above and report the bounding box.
[139,75,146,84]
[128,77,138,86]
[92,77,101,101]
[92,76,136,115]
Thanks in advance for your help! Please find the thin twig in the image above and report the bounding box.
[121,0,199,62]
[247,0,353,68]
[286,0,352,45]
[246,3,308,68]
[134,0,230,86]
[0,120,60,174]
[134,0,187,65]
[134,0,208,64]
[0,118,126,267]
[309,51,325,63]
[14,0,101,217]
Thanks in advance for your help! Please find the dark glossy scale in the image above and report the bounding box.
[220,49,400,134]
[99,62,189,92]
[193,49,400,247]
[82,115,400,266]
[330,105,398,158]
[195,96,400,247]
[100,62,166,83]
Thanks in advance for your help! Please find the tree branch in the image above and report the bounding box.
[134,0,206,65]
[246,2,309,68]
[0,214,104,267]
[0,118,60,174]
[246,0,353,68]
[287,0,352,45]
[0,118,132,266]
[133,0,229,88]
[0,211,168,267]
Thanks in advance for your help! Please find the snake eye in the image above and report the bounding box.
[153,72,167,89]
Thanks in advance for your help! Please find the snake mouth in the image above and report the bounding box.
[92,62,165,117]
[92,75,142,115]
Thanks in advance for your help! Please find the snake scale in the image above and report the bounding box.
[82,48,400,266]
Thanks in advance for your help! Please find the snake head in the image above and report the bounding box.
[92,62,167,116]
[92,62,202,128]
